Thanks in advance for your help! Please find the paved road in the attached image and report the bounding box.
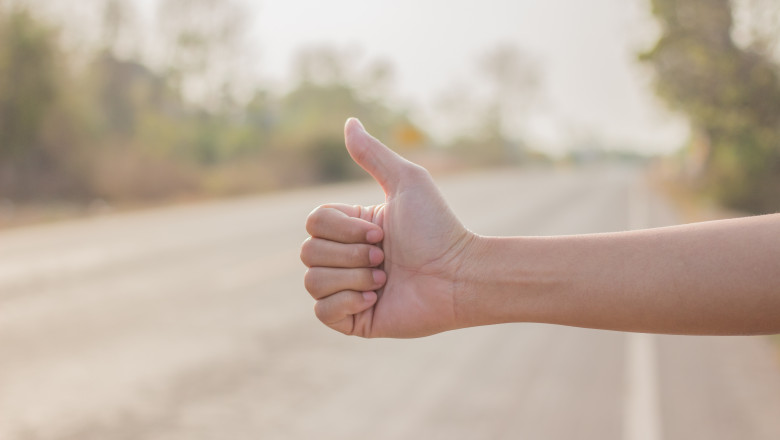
[1,166,779,440]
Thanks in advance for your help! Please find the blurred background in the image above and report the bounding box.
[0,0,779,215]
[1,0,780,439]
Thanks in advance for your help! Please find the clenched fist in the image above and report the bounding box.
[300,118,476,338]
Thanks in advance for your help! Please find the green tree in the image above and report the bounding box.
[0,4,427,204]
[0,7,90,199]
[157,0,250,110]
[642,0,780,213]
[275,47,421,183]
[0,8,57,161]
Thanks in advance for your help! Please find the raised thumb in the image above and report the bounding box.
[344,118,408,194]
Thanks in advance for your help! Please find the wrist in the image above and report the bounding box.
[453,235,569,329]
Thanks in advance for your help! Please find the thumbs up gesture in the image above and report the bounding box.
[301,118,477,338]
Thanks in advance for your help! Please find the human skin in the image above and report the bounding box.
[299,118,780,338]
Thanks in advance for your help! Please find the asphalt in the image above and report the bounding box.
[1,165,779,440]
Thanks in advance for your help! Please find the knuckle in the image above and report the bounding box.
[404,163,429,180]
[303,268,318,295]
[305,207,326,235]
[313,301,327,322]
[300,237,314,266]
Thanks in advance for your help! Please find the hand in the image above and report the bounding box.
[301,118,476,338]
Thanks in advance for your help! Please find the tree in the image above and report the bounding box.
[476,45,539,163]
[641,0,780,213]
[157,0,251,111]
[0,7,57,160]
[276,46,422,183]
[0,7,80,199]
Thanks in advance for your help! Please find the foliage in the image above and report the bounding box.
[0,3,422,204]
[642,0,780,213]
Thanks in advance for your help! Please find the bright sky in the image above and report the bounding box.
[253,0,689,154]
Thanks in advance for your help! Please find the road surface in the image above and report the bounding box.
[1,165,779,440]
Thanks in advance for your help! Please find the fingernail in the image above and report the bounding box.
[366,229,382,243]
[346,117,365,132]
[362,291,376,302]
[372,269,386,285]
[368,247,383,265]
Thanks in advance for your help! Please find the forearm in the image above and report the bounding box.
[456,214,780,335]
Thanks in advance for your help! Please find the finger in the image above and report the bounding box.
[304,267,386,299]
[319,203,372,221]
[300,238,384,268]
[314,291,377,334]
[344,118,411,195]
[306,205,384,244]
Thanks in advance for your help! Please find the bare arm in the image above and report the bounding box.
[457,215,780,335]
[300,119,780,337]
